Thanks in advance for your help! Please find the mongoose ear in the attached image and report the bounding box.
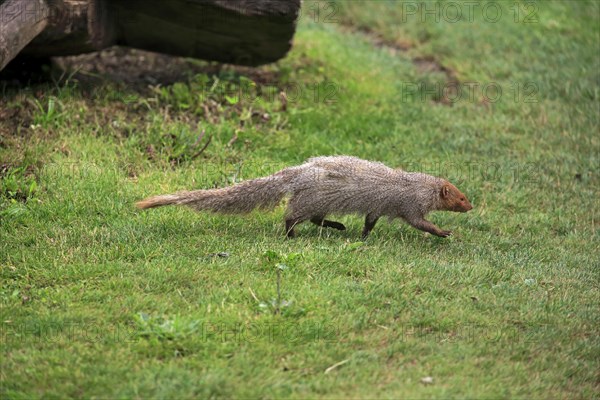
[441,185,450,198]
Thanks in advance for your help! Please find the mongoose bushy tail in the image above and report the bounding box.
[136,171,294,213]
[137,156,473,239]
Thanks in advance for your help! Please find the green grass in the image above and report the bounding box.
[1,1,599,398]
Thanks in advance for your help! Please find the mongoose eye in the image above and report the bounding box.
[460,197,465,201]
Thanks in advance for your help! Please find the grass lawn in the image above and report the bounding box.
[1,0,599,398]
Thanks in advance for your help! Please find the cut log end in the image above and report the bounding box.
[0,0,50,70]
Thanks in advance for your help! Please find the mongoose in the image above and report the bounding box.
[136,156,473,239]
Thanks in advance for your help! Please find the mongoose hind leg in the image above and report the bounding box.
[310,217,346,231]
[362,214,380,239]
[285,195,314,238]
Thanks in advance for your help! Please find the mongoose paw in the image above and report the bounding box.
[318,219,346,231]
[332,222,346,231]
[439,230,453,238]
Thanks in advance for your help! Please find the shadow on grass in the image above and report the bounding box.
[1,47,282,95]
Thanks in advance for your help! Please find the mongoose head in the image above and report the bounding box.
[440,182,473,212]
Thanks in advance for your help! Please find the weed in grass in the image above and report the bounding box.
[256,251,305,317]
[0,164,37,203]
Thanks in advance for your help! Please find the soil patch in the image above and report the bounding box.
[54,47,281,92]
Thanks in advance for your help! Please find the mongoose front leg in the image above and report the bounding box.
[409,218,452,238]
[310,217,346,231]
[362,214,379,240]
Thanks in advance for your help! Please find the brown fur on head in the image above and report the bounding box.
[440,182,473,212]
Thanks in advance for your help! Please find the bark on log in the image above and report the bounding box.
[110,0,300,66]
[0,0,50,70]
[1,0,300,71]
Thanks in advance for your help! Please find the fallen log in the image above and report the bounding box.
[0,0,301,71]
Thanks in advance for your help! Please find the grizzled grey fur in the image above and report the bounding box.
[136,156,473,238]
